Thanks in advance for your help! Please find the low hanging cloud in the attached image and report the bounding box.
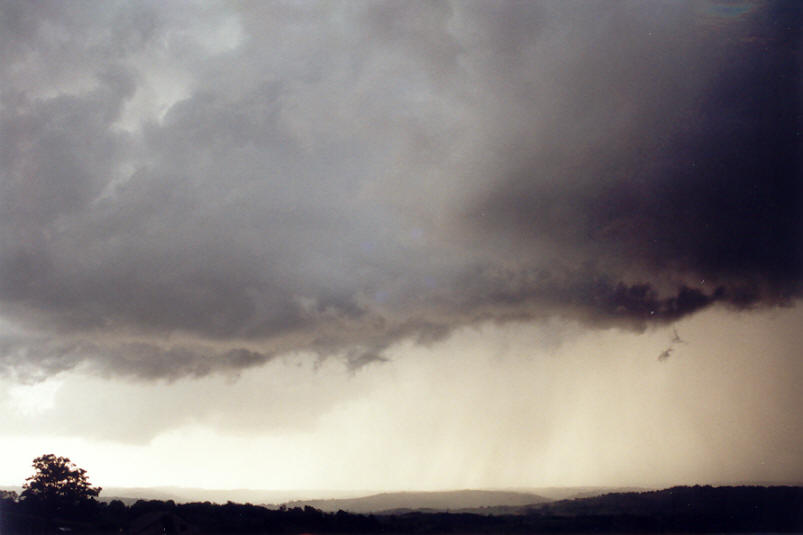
[0,1,800,381]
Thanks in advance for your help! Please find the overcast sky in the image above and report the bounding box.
[1,0,801,493]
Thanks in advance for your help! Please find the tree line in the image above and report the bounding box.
[2,454,802,534]
[0,454,382,534]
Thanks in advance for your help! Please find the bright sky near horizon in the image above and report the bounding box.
[1,0,801,492]
[3,306,803,492]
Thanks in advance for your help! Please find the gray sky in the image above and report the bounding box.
[1,0,801,491]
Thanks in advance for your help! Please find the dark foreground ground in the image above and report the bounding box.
[2,485,802,534]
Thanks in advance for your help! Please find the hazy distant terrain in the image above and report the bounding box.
[284,489,551,513]
[2,485,366,506]
[90,487,645,510]
[2,484,651,511]
[512,486,652,501]
[99,487,368,506]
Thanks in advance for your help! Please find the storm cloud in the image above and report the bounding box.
[1,0,800,381]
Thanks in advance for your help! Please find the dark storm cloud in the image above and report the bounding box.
[0,1,799,381]
[468,1,801,306]
[0,332,274,383]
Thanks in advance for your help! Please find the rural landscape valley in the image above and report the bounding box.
[3,474,803,533]
[2,456,802,533]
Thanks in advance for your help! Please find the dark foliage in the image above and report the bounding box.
[19,454,102,522]
[1,485,801,534]
[524,485,803,532]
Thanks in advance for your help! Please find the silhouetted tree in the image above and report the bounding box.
[20,454,101,520]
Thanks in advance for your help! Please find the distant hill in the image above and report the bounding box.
[284,489,551,513]
[528,485,803,518]
[381,486,803,533]
[0,484,636,509]
[1,484,646,510]
[94,486,645,508]
[96,486,367,505]
[512,486,652,501]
